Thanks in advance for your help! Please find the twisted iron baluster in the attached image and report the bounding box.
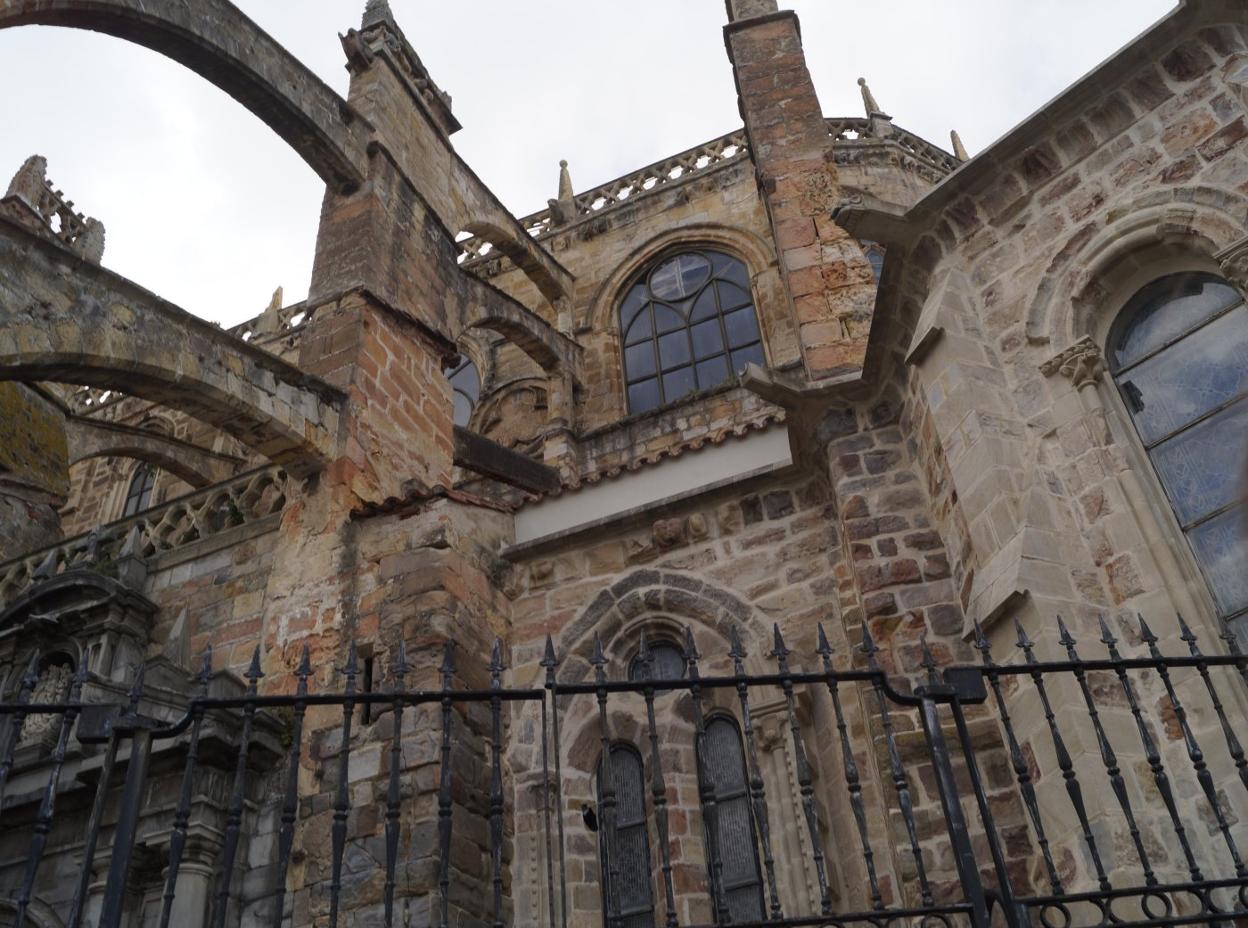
[541,635,568,928]
[0,656,40,813]
[638,634,679,928]
[213,647,264,928]
[384,642,409,928]
[159,648,215,928]
[1015,619,1110,892]
[729,627,784,920]
[1180,617,1248,795]
[490,640,506,928]
[14,660,88,928]
[1138,616,1244,876]
[685,628,729,923]
[591,633,623,928]
[861,623,933,907]
[1058,616,1155,886]
[271,646,311,928]
[816,623,882,910]
[973,621,1062,895]
[327,644,358,928]
[437,642,457,928]
[773,625,831,915]
[1100,615,1204,881]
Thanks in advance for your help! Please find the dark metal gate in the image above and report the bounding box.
[0,614,1245,928]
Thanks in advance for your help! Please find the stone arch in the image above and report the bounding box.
[585,222,778,334]
[464,280,581,378]
[459,220,574,307]
[1026,186,1248,349]
[0,0,369,192]
[0,220,343,475]
[65,416,244,488]
[553,568,773,685]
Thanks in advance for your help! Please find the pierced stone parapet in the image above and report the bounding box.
[826,117,961,182]
[4,155,105,263]
[0,466,290,605]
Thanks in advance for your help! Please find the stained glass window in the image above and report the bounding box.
[698,716,764,922]
[447,356,481,428]
[597,745,655,928]
[620,250,765,414]
[121,465,156,517]
[1110,272,1248,623]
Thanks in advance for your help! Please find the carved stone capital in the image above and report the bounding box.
[1040,336,1105,389]
[1215,236,1248,295]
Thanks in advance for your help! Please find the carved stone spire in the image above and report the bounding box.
[362,0,395,28]
[857,77,888,118]
[950,130,970,162]
[547,159,577,227]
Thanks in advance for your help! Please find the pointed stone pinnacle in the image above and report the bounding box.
[362,0,394,28]
[950,129,970,162]
[857,76,886,117]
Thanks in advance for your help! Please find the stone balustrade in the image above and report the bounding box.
[0,466,290,605]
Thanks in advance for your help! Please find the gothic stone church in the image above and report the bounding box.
[0,2,1247,928]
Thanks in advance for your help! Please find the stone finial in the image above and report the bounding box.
[547,159,577,227]
[6,155,47,209]
[1040,336,1105,389]
[950,130,970,162]
[253,286,284,337]
[362,0,395,28]
[72,217,106,264]
[857,77,887,118]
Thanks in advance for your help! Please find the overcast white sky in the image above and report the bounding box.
[0,1,1175,326]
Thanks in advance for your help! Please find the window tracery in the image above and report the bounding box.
[619,250,764,414]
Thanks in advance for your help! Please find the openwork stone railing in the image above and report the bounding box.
[0,466,289,604]
[458,130,751,265]
[459,118,960,268]
[826,116,961,181]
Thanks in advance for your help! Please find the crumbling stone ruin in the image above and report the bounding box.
[1,2,1247,928]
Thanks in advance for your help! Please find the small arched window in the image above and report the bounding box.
[626,641,686,681]
[619,250,764,414]
[698,716,764,923]
[121,465,157,517]
[1109,271,1248,625]
[447,356,481,428]
[860,240,885,283]
[597,744,655,928]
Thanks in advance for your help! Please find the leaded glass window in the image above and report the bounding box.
[698,716,764,922]
[1109,271,1248,624]
[121,465,156,517]
[597,745,655,928]
[447,356,481,428]
[619,250,764,414]
[861,240,885,283]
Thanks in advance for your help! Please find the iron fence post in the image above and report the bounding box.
[98,726,153,928]
[915,687,994,928]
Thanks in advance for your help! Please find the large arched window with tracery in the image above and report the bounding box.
[619,250,764,414]
[1109,271,1248,626]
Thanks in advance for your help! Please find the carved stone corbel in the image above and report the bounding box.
[1040,336,1105,390]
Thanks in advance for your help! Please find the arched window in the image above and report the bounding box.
[121,465,157,517]
[697,716,764,923]
[619,250,764,414]
[447,356,481,428]
[597,744,654,928]
[1109,271,1248,625]
[860,240,885,283]
[626,641,686,682]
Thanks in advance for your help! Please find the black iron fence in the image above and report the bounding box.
[0,615,1245,928]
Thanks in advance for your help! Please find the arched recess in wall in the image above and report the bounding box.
[0,0,368,192]
[1027,186,1248,348]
